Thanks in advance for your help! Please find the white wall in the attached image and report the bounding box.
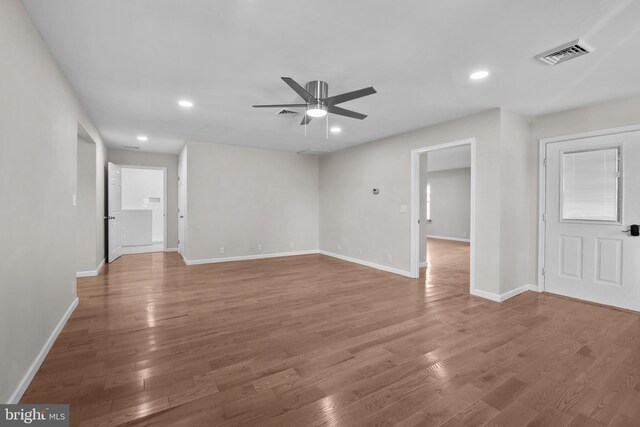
[0,0,106,403]
[107,149,178,249]
[528,96,640,284]
[76,138,97,272]
[320,109,504,294]
[183,141,319,262]
[122,168,164,243]
[424,168,471,240]
[499,109,532,293]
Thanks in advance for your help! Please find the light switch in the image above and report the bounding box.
[400,204,407,213]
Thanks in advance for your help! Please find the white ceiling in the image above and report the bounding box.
[21,0,640,154]
[426,145,471,172]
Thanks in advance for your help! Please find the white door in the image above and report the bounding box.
[178,164,185,255]
[544,130,640,311]
[107,162,122,262]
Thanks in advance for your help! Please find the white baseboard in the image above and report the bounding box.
[8,297,79,404]
[427,234,471,243]
[165,247,178,252]
[419,261,428,268]
[183,250,320,266]
[76,258,105,278]
[319,250,413,278]
[471,284,538,303]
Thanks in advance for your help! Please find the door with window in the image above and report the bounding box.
[543,130,640,311]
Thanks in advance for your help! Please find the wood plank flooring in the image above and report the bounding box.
[21,241,640,426]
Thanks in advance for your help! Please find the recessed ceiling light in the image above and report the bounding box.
[137,135,148,141]
[330,126,342,133]
[469,70,489,80]
[178,100,194,108]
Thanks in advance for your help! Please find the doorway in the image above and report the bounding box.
[410,138,476,294]
[539,127,640,311]
[115,165,167,256]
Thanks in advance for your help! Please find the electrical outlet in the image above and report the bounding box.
[72,194,77,207]
[387,254,393,262]
[463,232,467,237]
[400,204,407,213]
[219,246,225,254]
[290,242,294,248]
[358,248,363,255]
[257,244,263,251]
[337,244,342,251]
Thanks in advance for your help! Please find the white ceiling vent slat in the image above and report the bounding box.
[535,39,593,65]
[297,149,329,156]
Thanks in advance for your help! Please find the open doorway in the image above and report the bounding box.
[119,166,167,255]
[410,139,476,294]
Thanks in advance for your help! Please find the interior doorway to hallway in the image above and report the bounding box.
[410,139,475,294]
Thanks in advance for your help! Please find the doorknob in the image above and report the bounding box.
[622,224,640,236]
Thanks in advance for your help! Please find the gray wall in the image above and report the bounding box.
[183,141,319,261]
[320,109,505,294]
[76,138,97,272]
[0,0,105,403]
[107,149,179,250]
[424,168,471,240]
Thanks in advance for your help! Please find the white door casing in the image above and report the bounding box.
[107,162,122,263]
[178,163,185,255]
[542,130,640,311]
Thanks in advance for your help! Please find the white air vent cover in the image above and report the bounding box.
[535,39,593,65]
[297,149,329,156]
[275,109,300,118]
[123,145,139,150]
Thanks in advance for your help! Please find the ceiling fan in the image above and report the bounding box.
[253,77,377,125]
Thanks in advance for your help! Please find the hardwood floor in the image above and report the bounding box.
[21,248,640,426]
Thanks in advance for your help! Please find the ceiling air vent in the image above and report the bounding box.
[123,145,139,150]
[297,149,329,156]
[275,109,300,118]
[535,39,593,65]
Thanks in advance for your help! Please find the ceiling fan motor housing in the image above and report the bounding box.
[305,80,328,108]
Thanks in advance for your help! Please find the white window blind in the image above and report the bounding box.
[561,148,619,221]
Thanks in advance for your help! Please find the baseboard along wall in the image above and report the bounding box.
[76,258,105,278]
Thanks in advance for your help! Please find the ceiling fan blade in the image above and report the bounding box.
[300,115,313,126]
[253,103,307,108]
[324,87,376,106]
[282,77,316,103]
[327,105,367,120]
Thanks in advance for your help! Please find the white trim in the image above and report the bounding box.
[426,234,471,243]
[76,258,105,277]
[118,165,168,253]
[8,297,79,404]
[165,247,178,252]
[410,138,477,298]
[320,250,413,278]
[471,284,538,303]
[537,124,640,293]
[183,250,319,266]
[419,261,428,268]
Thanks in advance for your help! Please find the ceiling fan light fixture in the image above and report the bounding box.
[306,106,327,118]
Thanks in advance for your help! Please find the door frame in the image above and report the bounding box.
[410,138,477,294]
[118,164,168,252]
[538,124,640,292]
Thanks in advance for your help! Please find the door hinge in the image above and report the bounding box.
[541,268,545,276]
[542,213,546,222]
[543,158,547,168]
